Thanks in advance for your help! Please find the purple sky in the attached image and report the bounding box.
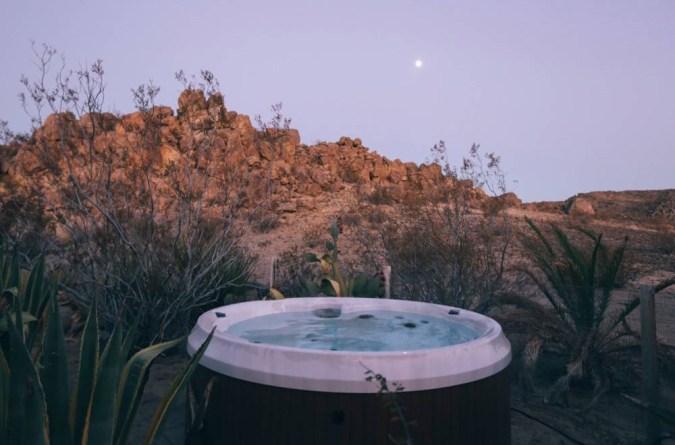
[2,0,674,202]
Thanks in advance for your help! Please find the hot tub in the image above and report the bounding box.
[188,297,511,444]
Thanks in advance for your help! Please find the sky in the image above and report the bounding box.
[1,0,674,202]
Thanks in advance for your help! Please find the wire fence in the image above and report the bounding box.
[618,287,675,348]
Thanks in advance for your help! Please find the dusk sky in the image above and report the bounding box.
[2,1,673,202]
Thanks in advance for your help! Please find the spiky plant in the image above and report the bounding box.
[498,217,639,406]
[303,219,382,297]
[0,246,214,445]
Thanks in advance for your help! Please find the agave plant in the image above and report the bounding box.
[304,219,382,297]
[0,248,214,445]
[498,218,639,406]
[0,248,55,347]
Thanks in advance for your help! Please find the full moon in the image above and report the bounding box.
[415,59,423,68]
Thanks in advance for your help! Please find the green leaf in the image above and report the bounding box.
[5,250,20,291]
[0,347,9,444]
[6,314,49,445]
[325,242,335,251]
[305,253,319,263]
[320,278,340,296]
[330,219,339,242]
[1,286,18,305]
[302,279,321,296]
[0,311,37,332]
[114,338,182,445]
[351,273,369,296]
[82,320,124,445]
[121,310,142,364]
[143,330,215,445]
[24,255,45,315]
[70,298,100,443]
[39,288,71,445]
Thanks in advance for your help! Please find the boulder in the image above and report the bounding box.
[178,89,208,115]
[36,112,77,142]
[278,201,298,213]
[564,196,595,217]
[498,192,522,209]
[338,136,353,147]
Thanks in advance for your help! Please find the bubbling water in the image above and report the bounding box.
[227,309,479,352]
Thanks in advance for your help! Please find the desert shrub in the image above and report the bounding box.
[0,247,214,445]
[250,213,279,233]
[16,44,255,344]
[275,245,316,296]
[340,211,362,227]
[497,218,640,406]
[377,142,511,312]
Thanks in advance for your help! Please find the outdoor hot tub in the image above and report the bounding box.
[187,297,512,444]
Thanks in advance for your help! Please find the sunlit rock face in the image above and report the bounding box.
[3,89,485,217]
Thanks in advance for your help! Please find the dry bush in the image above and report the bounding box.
[374,142,512,312]
[16,44,255,343]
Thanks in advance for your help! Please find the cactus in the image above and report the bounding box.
[304,219,382,297]
[0,246,214,445]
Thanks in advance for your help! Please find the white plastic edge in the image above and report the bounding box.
[187,297,511,393]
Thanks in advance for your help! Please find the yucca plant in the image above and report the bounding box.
[0,251,214,445]
[498,218,639,406]
[304,219,382,297]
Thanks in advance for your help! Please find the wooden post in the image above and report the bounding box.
[639,285,660,444]
[269,257,277,289]
[383,265,391,299]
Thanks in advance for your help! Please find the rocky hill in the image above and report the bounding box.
[0,89,494,217]
[1,88,673,285]
[4,88,672,226]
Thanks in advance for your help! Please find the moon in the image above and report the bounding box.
[415,59,423,68]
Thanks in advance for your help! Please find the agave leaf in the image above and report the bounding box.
[29,276,58,348]
[82,320,124,445]
[143,330,215,445]
[320,278,340,296]
[6,314,49,445]
[39,288,71,445]
[0,347,9,444]
[121,310,142,363]
[24,255,45,315]
[70,298,100,443]
[351,273,369,296]
[302,279,321,296]
[0,311,37,332]
[269,288,285,300]
[1,286,18,305]
[114,338,182,445]
[363,276,382,298]
[330,219,339,242]
[319,258,331,274]
[5,250,19,291]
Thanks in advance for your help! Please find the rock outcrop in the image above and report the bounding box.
[564,195,596,217]
[3,89,479,217]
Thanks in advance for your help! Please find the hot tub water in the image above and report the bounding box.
[228,309,479,351]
